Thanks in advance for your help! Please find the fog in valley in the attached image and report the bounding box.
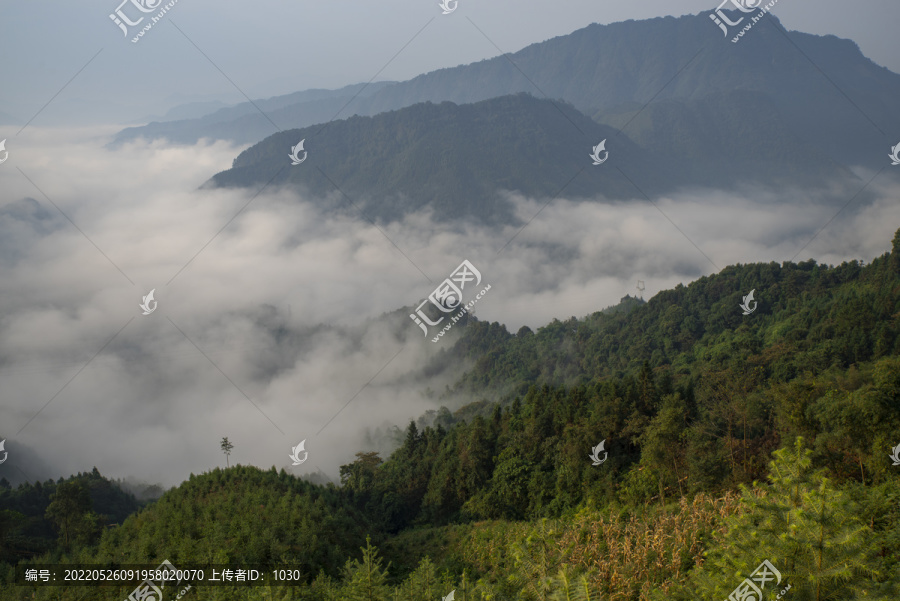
[1,127,897,489]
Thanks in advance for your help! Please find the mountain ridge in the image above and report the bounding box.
[113,11,900,171]
[206,91,858,223]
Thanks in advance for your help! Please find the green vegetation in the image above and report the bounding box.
[211,93,674,224]
[221,438,235,468]
[2,230,900,600]
[0,467,141,565]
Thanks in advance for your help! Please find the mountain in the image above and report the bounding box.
[141,100,232,123]
[206,93,689,223]
[111,81,396,147]
[114,11,900,170]
[205,92,853,223]
[441,242,900,397]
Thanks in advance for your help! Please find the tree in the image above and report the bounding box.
[0,509,27,563]
[458,416,494,500]
[467,447,532,519]
[405,420,420,446]
[342,536,390,601]
[509,519,572,601]
[221,437,234,467]
[340,452,384,510]
[45,480,97,549]
[400,556,438,601]
[549,565,599,601]
[309,569,342,601]
[639,392,692,501]
[676,438,887,600]
[891,226,900,275]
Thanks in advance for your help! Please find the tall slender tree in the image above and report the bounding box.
[220,437,234,468]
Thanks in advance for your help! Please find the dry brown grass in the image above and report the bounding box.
[453,493,748,600]
[561,493,743,600]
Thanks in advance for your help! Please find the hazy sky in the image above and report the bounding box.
[1,0,899,488]
[1,0,900,123]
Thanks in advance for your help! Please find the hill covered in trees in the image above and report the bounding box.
[2,229,900,600]
[206,89,856,225]
[0,468,142,566]
[207,93,680,224]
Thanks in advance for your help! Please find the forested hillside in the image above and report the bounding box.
[441,231,900,395]
[3,230,900,600]
[0,468,142,565]
[208,94,671,224]
[207,90,857,225]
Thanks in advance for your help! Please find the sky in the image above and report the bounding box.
[0,0,899,488]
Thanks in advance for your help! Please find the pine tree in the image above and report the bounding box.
[342,536,390,601]
[509,519,572,600]
[549,565,598,601]
[400,556,438,601]
[680,438,886,600]
[308,569,341,601]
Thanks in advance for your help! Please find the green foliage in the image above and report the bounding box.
[397,555,439,601]
[508,519,573,600]
[308,569,342,601]
[211,94,678,224]
[4,229,900,600]
[342,536,391,601]
[221,437,235,467]
[444,252,900,396]
[668,438,894,600]
[549,566,599,601]
[0,468,140,564]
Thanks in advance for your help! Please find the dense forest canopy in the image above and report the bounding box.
[2,229,899,600]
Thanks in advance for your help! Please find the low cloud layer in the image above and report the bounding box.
[0,128,897,488]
